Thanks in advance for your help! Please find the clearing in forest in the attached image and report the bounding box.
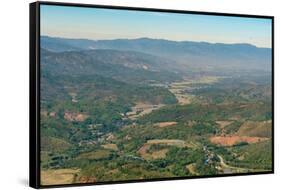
[154,121,178,128]
[126,102,164,120]
[138,139,191,160]
[41,168,80,185]
[209,136,268,146]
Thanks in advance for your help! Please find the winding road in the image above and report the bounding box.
[217,155,254,173]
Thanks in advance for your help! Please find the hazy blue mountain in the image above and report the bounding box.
[41,36,271,72]
[41,36,83,52]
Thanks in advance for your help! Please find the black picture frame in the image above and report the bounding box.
[30,1,274,189]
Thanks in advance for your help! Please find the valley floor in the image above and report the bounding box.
[40,74,272,185]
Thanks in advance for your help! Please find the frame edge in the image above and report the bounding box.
[30,1,40,189]
[31,1,275,188]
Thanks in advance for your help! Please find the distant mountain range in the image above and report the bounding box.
[41,36,272,73]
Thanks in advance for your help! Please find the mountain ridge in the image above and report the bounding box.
[41,36,271,72]
[42,35,269,49]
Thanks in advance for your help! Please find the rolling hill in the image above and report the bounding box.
[41,48,181,84]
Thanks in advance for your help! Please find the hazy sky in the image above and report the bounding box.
[41,5,272,48]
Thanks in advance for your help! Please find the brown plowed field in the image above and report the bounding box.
[210,136,268,146]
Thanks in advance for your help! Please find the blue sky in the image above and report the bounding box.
[40,5,272,48]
